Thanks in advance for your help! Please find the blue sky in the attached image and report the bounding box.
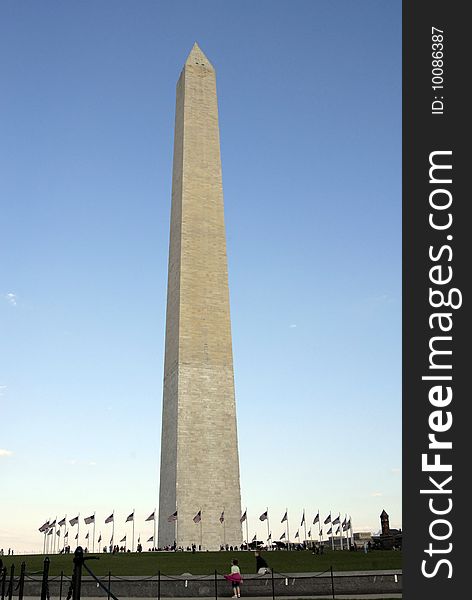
[0,0,401,553]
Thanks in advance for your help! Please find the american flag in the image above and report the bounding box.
[84,514,95,525]
[38,521,50,533]
[168,511,178,522]
[193,510,202,523]
[324,514,331,525]
[281,511,288,523]
[69,516,79,527]
[240,510,247,523]
[126,511,134,523]
[259,511,268,521]
[105,513,114,524]
[146,512,155,522]
[219,511,225,523]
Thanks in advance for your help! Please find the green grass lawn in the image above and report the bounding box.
[1,549,402,577]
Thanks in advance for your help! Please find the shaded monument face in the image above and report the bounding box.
[158,43,243,550]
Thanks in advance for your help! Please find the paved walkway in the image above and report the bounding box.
[23,593,402,600]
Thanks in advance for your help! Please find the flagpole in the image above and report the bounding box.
[112,510,115,548]
[338,514,343,550]
[175,502,179,548]
[64,515,67,552]
[78,513,80,549]
[318,508,321,546]
[286,508,290,549]
[223,506,226,548]
[349,515,353,548]
[330,512,334,551]
[132,509,135,552]
[344,514,349,549]
[245,508,249,550]
[154,508,156,551]
[303,509,307,547]
[266,508,270,550]
[175,514,178,548]
[54,517,57,554]
[200,510,203,550]
[93,512,96,553]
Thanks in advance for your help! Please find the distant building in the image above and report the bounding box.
[353,532,373,544]
[372,510,402,549]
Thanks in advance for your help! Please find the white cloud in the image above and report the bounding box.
[0,449,13,457]
[0,385,7,397]
[66,458,97,467]
[289,324,297,328]
[5,293,17,306]
[371,491,383,497]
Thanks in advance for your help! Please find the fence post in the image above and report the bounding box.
[7,563,14,600]
[271,568,275,600]
[214,570,218,600]
[107,571,111,600]
[157,570,160,600]
[18,562,26,600]
[59,570,64,600]
[72,547,84,600]
[1,567,6,600]
[330,565,335,600]
[40,557,50,600]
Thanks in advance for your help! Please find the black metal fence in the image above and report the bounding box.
[1,548,401,600]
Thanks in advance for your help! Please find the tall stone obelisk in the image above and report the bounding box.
[158,43,242,550]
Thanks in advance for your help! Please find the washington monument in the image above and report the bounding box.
[158,43,243,550]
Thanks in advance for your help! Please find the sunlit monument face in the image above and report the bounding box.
[158,43,242,551]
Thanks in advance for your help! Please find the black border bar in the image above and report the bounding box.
[403,1,468,597]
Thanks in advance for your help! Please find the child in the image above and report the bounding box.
[229,558,241,598]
